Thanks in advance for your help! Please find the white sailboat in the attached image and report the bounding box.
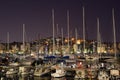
[7,32,20,66]
[18,24,26,55]
[74,28,81,54]
[107,8,120,80]
[20,24,33,66]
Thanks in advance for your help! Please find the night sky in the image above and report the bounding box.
[0,0,120,42]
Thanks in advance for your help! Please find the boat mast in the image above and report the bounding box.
[97,18,102,59]
[82,6,85,54]
[56,24,59,37]
[112,8,117,59]
[61,28,63,54]
[67,10,70,54]
[75,28,78,53]
[75,28,78,44]
[52,9,55,55]
[23,24,25,52]
[7,32,9,52]
[97,18,100,54]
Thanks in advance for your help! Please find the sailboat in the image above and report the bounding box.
[34,9,56,77]
[108,8,120,79]
[7,32,20,66]
[20,24,33,66]
[62,10,71,58]
[105,9,118,62]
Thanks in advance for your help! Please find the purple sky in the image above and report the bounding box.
[0,0,120,42]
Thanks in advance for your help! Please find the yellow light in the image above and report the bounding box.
[45,41,48,45]
[71,38,75,41]
[65,39,68,43]
[77,40,81,44]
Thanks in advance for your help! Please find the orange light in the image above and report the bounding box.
[65,39,68,43]
[77,40,81,44]
[71,38,75,41]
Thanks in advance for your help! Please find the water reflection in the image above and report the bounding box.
[19,75,33,80]
[6,74,18,80]
[51,77,66,80]
[0,75,76,80]
[1,75,51,80]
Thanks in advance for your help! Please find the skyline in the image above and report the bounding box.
[0,0,120,42]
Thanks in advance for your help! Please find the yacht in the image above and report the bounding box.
[19,66,34,76]
[110,69,120,79]
[75,69,85,79]
[51,68,66,78]
[21,59,33,66]
[9,62,20,67]
[6,67,18,75]
[97,70,109,80]
[34,65,51,77]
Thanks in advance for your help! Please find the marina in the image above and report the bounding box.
[0,53,120,80]
[0,0,120,80]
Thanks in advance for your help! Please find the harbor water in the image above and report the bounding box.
[0,75,78,80]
